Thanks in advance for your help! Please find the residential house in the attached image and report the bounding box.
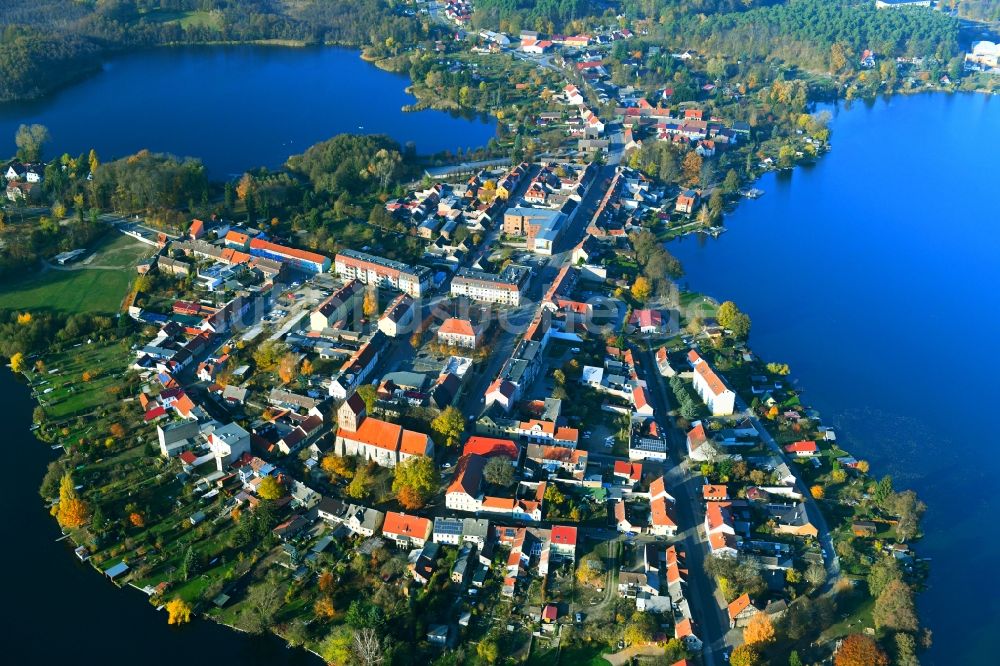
[727,593,760,628]
[382,511,432,548]
[378,293,414,338]
[437,317,486,349]
[687,350,736,416]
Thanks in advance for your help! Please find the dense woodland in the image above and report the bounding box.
[0,0,439,101]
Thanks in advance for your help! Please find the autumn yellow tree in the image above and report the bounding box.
[363,289,378,317]
[392,456,440,510]
[278,353,299,384]
[16,312,31,325]
[631,276,652,303]
[729,643,760,666]
[257,476,285,500]
[682,151,703,186]
[321,454,355,480]
[82,370,95,382]
[743,612,775,645]
[314,596,337,619]
[9,352,25,373]
[56,473,90,528]
[236,173,257,201]
[166,598,192,625]
[811,485,825,500]
[130,512,145,528]
[300,359,314,376]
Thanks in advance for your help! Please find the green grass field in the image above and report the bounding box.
[0,233,149,315]
[25,339,132,420]
[147,9,223,30]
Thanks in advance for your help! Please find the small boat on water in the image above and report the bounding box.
[741,188,764,199]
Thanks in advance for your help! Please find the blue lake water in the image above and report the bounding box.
[0,45,497,176]
[668,92,1000,664]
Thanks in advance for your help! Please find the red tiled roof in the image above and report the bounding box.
[464,436,519,460]
[727,593,754,621]
[651,496,676,528]
[439,317,477,338]
[551,525,577,547]
[339,417,402,451]
[448,454,485,497]
[785,440,818,454]
[703,484,728,501]
[382,512,431,539]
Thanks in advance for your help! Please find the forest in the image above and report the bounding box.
[0,0,440,101]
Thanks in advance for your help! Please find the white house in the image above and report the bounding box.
[687,350,736,416]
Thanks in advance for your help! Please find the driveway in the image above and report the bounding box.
[604,644,665,666]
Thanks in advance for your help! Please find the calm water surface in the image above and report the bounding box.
[669,92,999,664]
[0,46,497,175]
[2,370,320,664]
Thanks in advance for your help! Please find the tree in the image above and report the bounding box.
[811,484,825,499]
[873,579,919,633]
[730,643,760,666]
[867,556,902,598]
[392,456,439,509]
[367,149,402,190]
[363,289,378,317]
[314,596,337,619]
[246,571,284,632]
[353,627,385,666]
[430,406,465,448]
[180,545,197,581]
[321,454,355,480]
[887,490,925,542]
[55,473,89,528]
[682,151,703,185]
[576,551,605,586]
[165,598,192,625]
[9,352,25,373]
[129,512,145,528]
[356,384,378,413]
[88,149,100,175]
[346,465,372,499]
[873,475,894,506]
[110,423,126,438]
[723,169,741,193]
[483,456,514,487]
[320,626,355,665]
[257,475,285,500]
[477,637,499,664]
[631,276,652,302]
[623,612,656,645]
[805,561,826,587]
[15,123,50,161]
[894,631,919,666]
[717,301,751,339]
[743,611,775,645]
[278,353,299,384]
[834,634,889,666]
[789,651,804,666]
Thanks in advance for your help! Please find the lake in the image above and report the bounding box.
[668,92,999,664]
[1,370,321,665]
[0,45,497,176]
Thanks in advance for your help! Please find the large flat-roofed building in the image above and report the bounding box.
[451,265,529,306]
[335,249,431,297]
[503,207,566,255]
[248,237,331,273]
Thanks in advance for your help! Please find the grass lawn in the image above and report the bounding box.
[25,339,133,419]
[146,9,223,29]
[0,233,148,315]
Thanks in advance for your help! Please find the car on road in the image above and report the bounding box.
[570,347,581,353]
[617,640,625,650]
[441,462,452,469]
[583,431,592,437]
[574,612,584,624]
